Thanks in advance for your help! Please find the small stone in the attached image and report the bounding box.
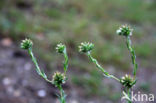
[13,90,21,97]
[3,77,11,86]
[37,89,47,98]
[1,38,12,47]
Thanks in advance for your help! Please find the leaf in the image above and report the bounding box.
[103,73,113,78]
[133,64,138,75]
[41,69,47,79]
[135,64,138,70]
[56,93,60,98]
[34,68,41,75]
[131,79,137,86]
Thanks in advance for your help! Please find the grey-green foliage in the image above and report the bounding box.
[79,25,138,103]
[21,39,68,103]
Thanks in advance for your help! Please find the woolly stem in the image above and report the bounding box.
[127,88,132,103]
[87,52,120,82]
[63,48,68,75]
[58,85,66,103]
[126,36,138,79]
[28,48,52,83]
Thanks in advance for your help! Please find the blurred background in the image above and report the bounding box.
[0,0,156,103]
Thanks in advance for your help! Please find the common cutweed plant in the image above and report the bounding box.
[21,40,68,103]
[79,25,138,103]
[20,24,137,103]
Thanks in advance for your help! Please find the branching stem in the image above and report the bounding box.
[21,40,68,103]
[28,48,52,83]
[58,85,66,103]
[87,52,120,82]
[63,48,68,75]
[126,36,138,79]
[127,88,132,103]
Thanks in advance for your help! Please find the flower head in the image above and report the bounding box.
[79,42,94,53]
[116,25,133,36]
[120,74,135,88]
[56,43,66,54]
[21,38,33,49]
[52,71,66,87]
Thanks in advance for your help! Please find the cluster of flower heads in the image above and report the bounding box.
[21,38,33,49]
[56,43,66,54]
[116,25,133,37]
[52,71,66,87]
[55,43,67,87]
[79,42,94,53]
[21,39,67,87]
[120,74,135,88]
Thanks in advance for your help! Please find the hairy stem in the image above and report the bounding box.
[58,85,66,103]
[63,48,68,75]
[126,36,138,79]
[127,88,132,103]
[87,52,120,82]
[28,48,52,83]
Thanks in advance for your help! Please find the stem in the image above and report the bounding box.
[87,52,120,82]
[28,48,52,83]
[127,88,132,103]
[126,36,138,79]
[63,48,68,75]
[28,48,41,75]
[58,85,66,103]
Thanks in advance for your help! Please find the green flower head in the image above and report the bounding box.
[116,25,133,36]
[52,72,66,87]
[120,74,135,88]
[79,42,94,53]
[21,38,33,49]
[56,43,66,54]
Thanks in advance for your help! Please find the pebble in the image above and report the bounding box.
[37,89,47,97]
[24,62,32,71]
[3,77,11,86]
[13,90,21,97]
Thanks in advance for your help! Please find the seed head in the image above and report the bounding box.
[120,74,135,88]
[56,43,66,54]
[79,42,94,53]
[116,25,133,36]
[21,38,33,49]
[52,72,66,87]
